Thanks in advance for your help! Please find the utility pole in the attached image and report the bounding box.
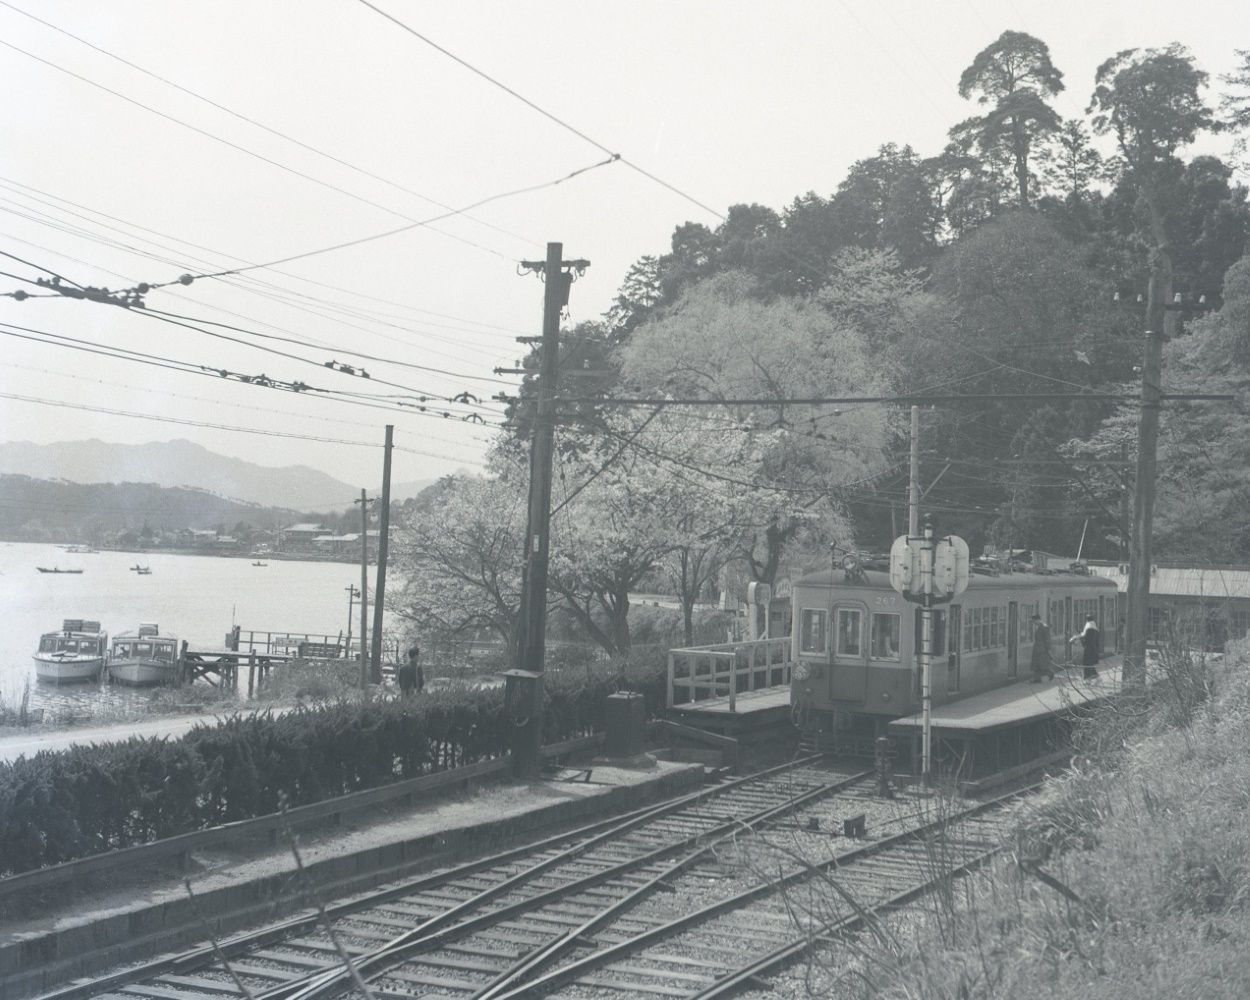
[908,405,920,536]
[345,584,359,651]
[1119,442,1130,566]
[355,490,372,689]
[370,425,394,684]
[509,242,588,778]
[1123,258,1174,687]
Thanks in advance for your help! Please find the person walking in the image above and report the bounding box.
[1029,613,1055,683]
[399,645,420,696]
[1072,615,1101,680]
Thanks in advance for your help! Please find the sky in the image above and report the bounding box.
[0,0,1244,498]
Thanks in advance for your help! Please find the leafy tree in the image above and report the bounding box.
[1039,120,1106,202]
[958,31,1065,206]
[390,473,525,657]
[1224,49,1250,131]
[619,271,888,582]
[605,255,662,339]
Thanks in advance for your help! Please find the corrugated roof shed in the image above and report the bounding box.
[1089,565,1250,599]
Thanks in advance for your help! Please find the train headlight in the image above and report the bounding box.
[793,661,810,681]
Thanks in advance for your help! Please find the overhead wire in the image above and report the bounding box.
[0,173,526,338]
[353,0,726,222]
[2,241,513,409]
[0,360,490,447]
[0,320,507,427]
[0,35,515,262]
[0,389,483,464]
[0,0,537,250]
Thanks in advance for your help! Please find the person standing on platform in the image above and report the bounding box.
[399,645,419,696]
[1030,613,1055,683]
[1072,615,1101,680]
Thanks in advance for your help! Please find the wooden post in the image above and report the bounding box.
[666,650,675,710]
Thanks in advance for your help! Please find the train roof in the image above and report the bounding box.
[793,568,1118,592]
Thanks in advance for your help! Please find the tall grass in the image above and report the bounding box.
[782,640,1250,999]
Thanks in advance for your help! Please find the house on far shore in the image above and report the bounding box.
[312,529,379,561]
[279,523,327,551]
[1087,563,1250,649]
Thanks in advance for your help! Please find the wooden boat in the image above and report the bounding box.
[108,623,180,686]
[34,620,108,683]
[37,567,83,574]
[130,565,152,574]
[252,561,268,567]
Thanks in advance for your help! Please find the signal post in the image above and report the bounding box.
[890,515,969,785]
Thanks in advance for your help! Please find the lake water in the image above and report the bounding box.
[0,541,397,714]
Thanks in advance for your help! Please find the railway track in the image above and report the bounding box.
[59,757,870,1000]
[478,786,1029,1000]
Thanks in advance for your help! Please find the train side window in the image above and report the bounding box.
[799,609,827,654]
[870,613,901,660]
[836,609,863,657]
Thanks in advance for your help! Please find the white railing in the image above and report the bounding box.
[666,636,792,712]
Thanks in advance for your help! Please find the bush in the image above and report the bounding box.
[0,651,668,876]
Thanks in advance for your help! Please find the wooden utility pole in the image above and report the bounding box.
[908,405,920,536]
[1123,248,1173,686]
[370,424,394,684]
[510,242,588,777]
[356,489,371,689]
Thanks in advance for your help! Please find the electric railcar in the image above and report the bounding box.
[789,564,1119,742]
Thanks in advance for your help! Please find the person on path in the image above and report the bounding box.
[1072,615,1101,680]
[1030,613,1055,683]
[399,645,421,696]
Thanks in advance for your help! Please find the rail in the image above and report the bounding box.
[228,628,403,663]
[666,636,792,711]
[0,732,603,901]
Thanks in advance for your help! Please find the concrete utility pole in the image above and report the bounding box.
[509,242,588,778]
[908,405,920,536]
[1124,254,1173,687]
[370,424,394,684]
[356,489,371,689]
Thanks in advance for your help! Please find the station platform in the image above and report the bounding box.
[888,657,1124,778]
[670,685,794,737]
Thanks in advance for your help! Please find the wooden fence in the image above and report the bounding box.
[666,636,792,711]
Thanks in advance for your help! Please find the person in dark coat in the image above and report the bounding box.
[1029,613,1055,683]
[399,645,421,696]
[1071,615,1101,680]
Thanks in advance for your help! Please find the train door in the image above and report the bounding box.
[833,603,869,702]
[1100,595,1114,653]
[1007,601,1019,677]
[947,605,961,693]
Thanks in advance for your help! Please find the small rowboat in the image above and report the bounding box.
[37,567,83,574]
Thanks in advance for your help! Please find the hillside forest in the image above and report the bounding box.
[393,34,1250,656]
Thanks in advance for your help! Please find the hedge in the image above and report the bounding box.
[0,652,668,877]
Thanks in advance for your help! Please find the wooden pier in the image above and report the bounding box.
[178,643,292,695]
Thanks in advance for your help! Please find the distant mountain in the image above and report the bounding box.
[0,439,421,510]
[0,474,296,539]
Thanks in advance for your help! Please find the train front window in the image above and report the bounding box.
[871,613,901,660]
[799,609,827,654]
[836,609,862,657]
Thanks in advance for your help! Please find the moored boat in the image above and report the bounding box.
[108,623,180,686]
[34,620,108,683]
[37,567,84,574]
